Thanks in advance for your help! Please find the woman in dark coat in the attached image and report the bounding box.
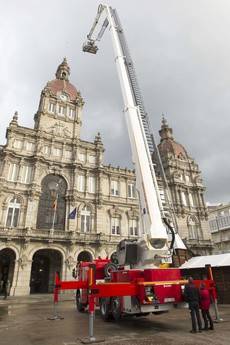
[199,283,214,330]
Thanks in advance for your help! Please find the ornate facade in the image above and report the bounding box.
[0,59,139,295]
[0,59,212,296]
[157,118,213,257]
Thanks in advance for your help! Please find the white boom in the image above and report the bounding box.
[83,4,171,265]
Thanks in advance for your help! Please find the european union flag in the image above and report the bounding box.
[68,208,77,219]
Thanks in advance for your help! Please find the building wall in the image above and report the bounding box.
[208,203,230,254]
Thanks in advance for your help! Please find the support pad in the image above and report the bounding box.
[79,338,105,344]
[47,315,64,320]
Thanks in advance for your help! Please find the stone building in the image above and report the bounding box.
[157,117,213,258]
[208,203,230,254]
[0,59,212,296]
[0,59,139,296]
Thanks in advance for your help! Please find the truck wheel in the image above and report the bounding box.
[111,297,121,321]
[100,298,112,321]
[76,290,85,312]
[104,263,117,278]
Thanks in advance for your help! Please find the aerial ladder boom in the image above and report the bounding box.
[83,4,170,265]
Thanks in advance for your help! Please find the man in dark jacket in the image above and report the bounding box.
[184,277,202,333]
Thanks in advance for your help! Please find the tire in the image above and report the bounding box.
[100,297,112,321]
[111,297,122,321]
[76,290,86,312]
[104,263,117,278]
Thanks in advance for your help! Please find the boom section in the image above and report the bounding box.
[83,4,168,251]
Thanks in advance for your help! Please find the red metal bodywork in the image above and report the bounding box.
[54,259,217,318]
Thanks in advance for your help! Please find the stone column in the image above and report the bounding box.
[13,258,32,296]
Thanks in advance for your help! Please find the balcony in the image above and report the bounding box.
[0,226,124,245]
[185,238,213,248]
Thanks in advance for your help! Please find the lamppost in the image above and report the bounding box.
[48,181,59,235]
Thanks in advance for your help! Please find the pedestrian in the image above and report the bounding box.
[2,280,7,299]
[184,276,202,333]
[199,282,214,331]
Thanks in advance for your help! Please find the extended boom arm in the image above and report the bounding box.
[83,4,169,265]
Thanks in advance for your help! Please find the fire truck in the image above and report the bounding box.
[54,3,216,324]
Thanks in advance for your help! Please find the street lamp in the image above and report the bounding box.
[48,181,59,233]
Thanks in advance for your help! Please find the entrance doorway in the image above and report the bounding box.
[77,251,93,262]
[0,248,16,296]
[30,249,62,294]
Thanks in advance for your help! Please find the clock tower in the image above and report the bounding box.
[34,58,84,139]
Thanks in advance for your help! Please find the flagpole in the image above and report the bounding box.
[51,193,58,234]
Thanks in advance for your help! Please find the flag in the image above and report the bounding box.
[52,198,57,210]
[68,207,77,219]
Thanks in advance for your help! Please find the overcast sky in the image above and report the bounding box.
[0,0,230,204]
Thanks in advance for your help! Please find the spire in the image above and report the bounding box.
[10,111,18,126]
[55,57,70,81]
[161,114,168,128]
[159,114,173,141]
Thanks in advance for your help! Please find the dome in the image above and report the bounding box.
[45,58,78,101]
[158,117,188,159]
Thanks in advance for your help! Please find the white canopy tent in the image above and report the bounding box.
[180,253,230,269]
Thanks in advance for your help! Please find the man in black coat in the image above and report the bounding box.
[184,277,202,333]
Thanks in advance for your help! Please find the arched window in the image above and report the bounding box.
[80,206,91,233]
[36,175,67,230]
[6,197,21,227]
[187,215,201,240]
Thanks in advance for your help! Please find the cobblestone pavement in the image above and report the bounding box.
[0,295,229,345]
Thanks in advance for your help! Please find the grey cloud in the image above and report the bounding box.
[0,0,230,203]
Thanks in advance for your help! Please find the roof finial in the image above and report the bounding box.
[10,111,18,125]
[55,57,70,81]
[161,114,168,128]
[94,132,103,145]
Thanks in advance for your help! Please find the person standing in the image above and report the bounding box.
[184,277,202,333]
[199,283,214,330]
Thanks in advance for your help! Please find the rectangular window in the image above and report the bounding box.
[58,105,65,116]
[13,208,20,227]
[181,191,187,206]
[81,214,91,233]
[14,140,22,149]
[128,183,136,198]
[78,175,85,192]
[68,107,75,119]
[78,152,85,162]
[111,217,120,235]
[20,166,33,184]
[88,176,96,193]
[88,155,96,164]
[189,193,194,207]
[26,142,35,151]
[185,175,190,183]
[65,150,72,159]
[111,180,119,196]
[6,208,13,227]
[53,147,62,156]
[6,207,20,228]
[43,146,50,155]
[130,219,138,236]
[8,163,19,182]
[48,102,55,113]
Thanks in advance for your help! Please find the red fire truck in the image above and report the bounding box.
[53,3,217,327]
